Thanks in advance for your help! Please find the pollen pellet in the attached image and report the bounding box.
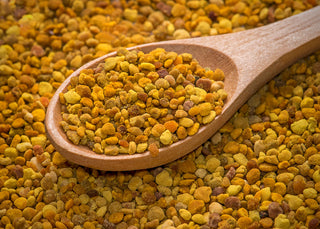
[63,90,81,104]
[187,123,200,135]
[175,110,188,118]
[148,142,159,157]
[105,136,118,145]
[128,141,136,155]
[140,62,155,72]
[104,145,119,155]
[137,143,148,153]
[202,111,216,124]
[177,126,188,139]
[101,123,116,135]
[104,57,118,71]
[160,130,172,145]
[164,120,179,133]
[85,122,96,131]
[151,124,166,137]
[80,97,93,108]
[60,48,226,155]
[188,106,200,116]
[179,118,194,128]
[198,102,212,116]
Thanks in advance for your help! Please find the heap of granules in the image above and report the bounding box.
[59,48,227,156]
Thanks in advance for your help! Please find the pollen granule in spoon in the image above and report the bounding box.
[59,48,227,156]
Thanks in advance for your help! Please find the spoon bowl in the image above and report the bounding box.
[46,6,320,171]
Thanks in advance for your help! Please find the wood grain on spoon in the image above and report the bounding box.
[46,6,320,171]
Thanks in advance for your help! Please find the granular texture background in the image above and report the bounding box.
[0,0,320,228]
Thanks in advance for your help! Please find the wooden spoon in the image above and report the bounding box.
[46,6,320,171]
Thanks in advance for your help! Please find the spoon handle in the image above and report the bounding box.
[206,6,320,99]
